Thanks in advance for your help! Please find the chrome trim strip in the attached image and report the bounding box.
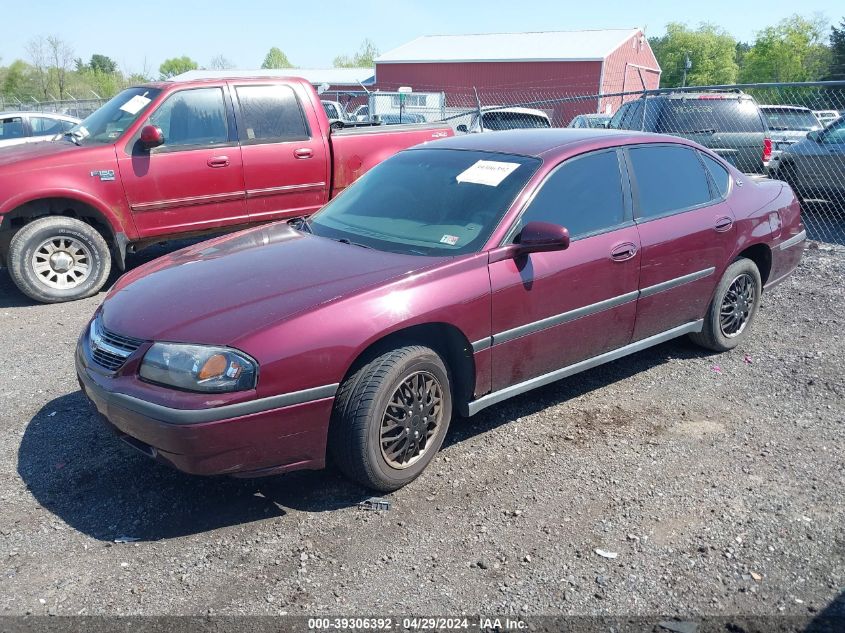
[131,191,245,212]
[492,290,639,346]
[89,320,132,359]
[246,182,326,198]
[471,337,492,353]
[639,267,715,299]
[466,320,703,416]
[778,230,806,250]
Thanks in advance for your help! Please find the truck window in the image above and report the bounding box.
[149,88,229,149]
[237,85,310,143]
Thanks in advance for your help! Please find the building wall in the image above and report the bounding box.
[375,60,603,126]
[600,30,661,114]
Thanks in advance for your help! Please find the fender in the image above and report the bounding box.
[0,186,138,241]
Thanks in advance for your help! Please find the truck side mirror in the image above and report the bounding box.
[140,125,164,149]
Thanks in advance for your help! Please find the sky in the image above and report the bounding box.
[2,0,840,75]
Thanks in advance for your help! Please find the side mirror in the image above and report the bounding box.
[139,125,164,149]
[807,130,821,142]
[456,124,468,133]
[516,221,570,254]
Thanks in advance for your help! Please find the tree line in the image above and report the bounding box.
[650,14,845,87]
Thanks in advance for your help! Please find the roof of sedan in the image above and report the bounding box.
[423,128,657,158]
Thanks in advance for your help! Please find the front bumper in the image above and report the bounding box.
[75,343,337,477]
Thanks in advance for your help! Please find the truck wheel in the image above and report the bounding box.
[7,216,112,303]
[689,257,762,352]
[329,345,452,492]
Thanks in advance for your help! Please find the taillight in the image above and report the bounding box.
[763,137,772,163]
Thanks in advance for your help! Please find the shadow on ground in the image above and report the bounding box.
[18,335,711,542]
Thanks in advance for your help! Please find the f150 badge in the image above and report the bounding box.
[90,169,115,181]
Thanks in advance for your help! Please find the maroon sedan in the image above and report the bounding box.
[76,129,805,491]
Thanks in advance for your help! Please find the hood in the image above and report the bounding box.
[0,139,92,172]
[101,223,442,346]
[781,137,831,158]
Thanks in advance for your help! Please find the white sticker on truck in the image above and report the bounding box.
[456,160,521,187]
[119,95,152,115]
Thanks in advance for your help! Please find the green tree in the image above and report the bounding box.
[2,59,36,100]
[90,54,118,74]
[650,23,738,87]
[158,56,198,79]
[740,14,832,82]
[333,39,379,68]
[261,47,293,69]
[829,17,845,79]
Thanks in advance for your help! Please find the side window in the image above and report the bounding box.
[30,116,65,136]
[624,101,644,130]
[0,117,25,139]
[323,102,339,119]
[608,104,629,129]
[237,85,310,142]
[628,145,713,219]
[148,88,228,149]
[60,120,77,132]
[700,152,730,198]
[517,150,626,240]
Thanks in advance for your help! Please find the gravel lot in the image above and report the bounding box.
[0,242,842,623]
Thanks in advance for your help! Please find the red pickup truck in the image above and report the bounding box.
[0,77,453,303]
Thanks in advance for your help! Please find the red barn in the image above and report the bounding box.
[374,28,660,125]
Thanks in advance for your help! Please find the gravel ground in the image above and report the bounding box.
[0,242,842,622]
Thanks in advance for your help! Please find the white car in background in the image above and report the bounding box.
[457,107,551,133]
[0,111,80,149]
[813,110,841,127]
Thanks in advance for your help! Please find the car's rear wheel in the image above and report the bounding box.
[329,345,452,491]
[689,257,762,352]
[7,216,112,303]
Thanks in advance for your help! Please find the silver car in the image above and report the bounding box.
[0,111,80,149]
[772,116,845,209]
[760,105,822,169]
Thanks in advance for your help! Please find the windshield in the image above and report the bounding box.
[66,87,161,144]
[656,98,764,134]
[309,149,541,256]
[479,111,551,131]
[762,108,820,131]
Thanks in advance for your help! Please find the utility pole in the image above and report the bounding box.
[682,52,692,87]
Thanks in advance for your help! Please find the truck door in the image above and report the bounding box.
[117,86,247,238]
[231,82,330,222]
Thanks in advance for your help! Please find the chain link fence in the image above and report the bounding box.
[387,80,844,245]
[0,97,106,120]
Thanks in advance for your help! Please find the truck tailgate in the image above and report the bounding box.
[329,123,453,193]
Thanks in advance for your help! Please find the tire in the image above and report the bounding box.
[7,216,112,303]
[328,345,452,492]
[689,257,762,352]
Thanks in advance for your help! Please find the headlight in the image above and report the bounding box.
[139,343,257,393]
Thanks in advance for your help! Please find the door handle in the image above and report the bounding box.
[294,148,313,159]
[714,216,734,232]
[610,242,638,262]
[207,156,229,168]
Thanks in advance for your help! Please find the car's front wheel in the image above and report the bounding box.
[329,345,452,491]
[689,257,762,352]
[7,216,112,303]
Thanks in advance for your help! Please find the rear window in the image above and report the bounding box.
[655,98,764,134]
[700,153,730,198]
[761,108,820,131]
[480,111,550,131]
[236,85,310,142]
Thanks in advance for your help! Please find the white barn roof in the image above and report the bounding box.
[171,68,375,86]
[376,29,642,64]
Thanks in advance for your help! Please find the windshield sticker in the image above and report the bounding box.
[439,234,459,246]
[456,160,521,187]
[119,94,151,115]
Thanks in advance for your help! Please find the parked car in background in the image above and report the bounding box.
[321,100,348,121]
[608,91,770,174]
[76,129,804,491]
[350,104,369,121]
[377,113,427,125]
[759,105,822,169]
[772,116,845,208]
[0,111,80,149]
[0,77,453,303]
[457,107,551,134]
[813,110,840,126]
[568,113,611,128]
